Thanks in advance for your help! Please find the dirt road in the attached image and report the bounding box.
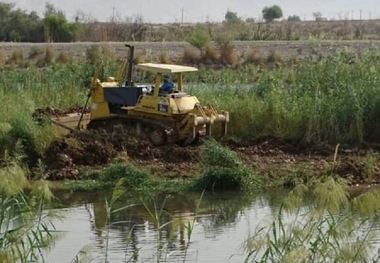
[1,40,380,61]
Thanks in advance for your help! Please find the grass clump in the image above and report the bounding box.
[6,49,24,66]
[99,159,154,190]
[244,49,263,65]
[201,44,219,64]
[182,47,200,64]
[192,139,264,190]
[219,41,239,65]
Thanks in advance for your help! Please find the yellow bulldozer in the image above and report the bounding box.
[50,44,229,146]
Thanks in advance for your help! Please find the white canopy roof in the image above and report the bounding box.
[136,63,198,73]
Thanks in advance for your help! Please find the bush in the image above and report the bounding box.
[244,49,263,65]
[201,44,219,64]
[186,24,211,51]
[100,160,153,189]
[193,139,264,190]
[219,42,239,65]
[182,48,200,65]
[200,139,240,168]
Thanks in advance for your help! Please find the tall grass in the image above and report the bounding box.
[0,149,57,263]
[1,50,380,167]
[190,50,380,144]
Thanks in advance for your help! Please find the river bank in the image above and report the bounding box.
[43,130,380,188]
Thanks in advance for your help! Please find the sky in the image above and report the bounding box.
[5,0,379,23]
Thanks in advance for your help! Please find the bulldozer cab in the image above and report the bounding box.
[136,63,198,97]
[132,63,200,116]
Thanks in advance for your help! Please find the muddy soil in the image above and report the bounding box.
[42,130,380,186]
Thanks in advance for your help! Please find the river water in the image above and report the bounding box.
[45,188,379,263]
[45,189,291,263]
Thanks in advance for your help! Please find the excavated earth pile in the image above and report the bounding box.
[44,132,117,180]
[35,106,380,184]
[42,128,380,185]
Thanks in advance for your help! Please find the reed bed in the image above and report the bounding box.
[1,50,380,163]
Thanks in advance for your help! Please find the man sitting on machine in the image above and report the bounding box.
[159,75,175,93]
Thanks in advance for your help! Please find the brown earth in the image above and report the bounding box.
[42,129,380,186]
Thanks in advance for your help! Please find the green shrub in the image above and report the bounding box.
[194,139,264,190]
[200,139,240,168]
[193,165,263,190]
[186,24,211,51]
[100,160,153,189]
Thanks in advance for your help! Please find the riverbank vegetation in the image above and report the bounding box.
[0,150,57,262]
[1,44,380,187]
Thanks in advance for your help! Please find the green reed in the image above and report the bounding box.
[243,177,380,263]
[0,149,57,263]
[191,50,380,144]
[1,50,380,166]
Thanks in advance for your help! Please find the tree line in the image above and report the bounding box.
[0,2,299,43]
[0,2,80,42]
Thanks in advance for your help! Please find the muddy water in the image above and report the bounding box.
[45,189,290,263]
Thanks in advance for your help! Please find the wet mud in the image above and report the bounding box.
[42,129,380,186]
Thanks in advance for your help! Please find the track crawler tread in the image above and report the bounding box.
[86,116,174,146]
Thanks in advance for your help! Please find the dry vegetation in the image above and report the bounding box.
[1,39,380,69]
[1,19,380,68]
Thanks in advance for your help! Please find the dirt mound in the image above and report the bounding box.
[41,130,380,185]
[33,106,89,121]
[44,131,116,180]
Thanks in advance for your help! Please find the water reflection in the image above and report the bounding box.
[47,189,287,262]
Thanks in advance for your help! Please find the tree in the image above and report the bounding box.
[288,15,301,22]
[224,11,241,23]
[0,3,44,42]
[312,12,324,21]
[262,5,283,22]
[43,3,81,42]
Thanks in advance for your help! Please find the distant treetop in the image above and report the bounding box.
[262,5,283,23]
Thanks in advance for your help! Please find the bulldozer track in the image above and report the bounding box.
[86,116,176,146]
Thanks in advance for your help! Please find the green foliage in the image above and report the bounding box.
[262,5,283,22]
[193,139,264,190]
[200,139,240,168]
[186,24,211,51]
[0,153,57,263]
[43,3,81,42]
[288,15,301,22]
[0,3,44,42]
[0,2,81,42]
[99,160,154,190]
[224,11,241,23]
